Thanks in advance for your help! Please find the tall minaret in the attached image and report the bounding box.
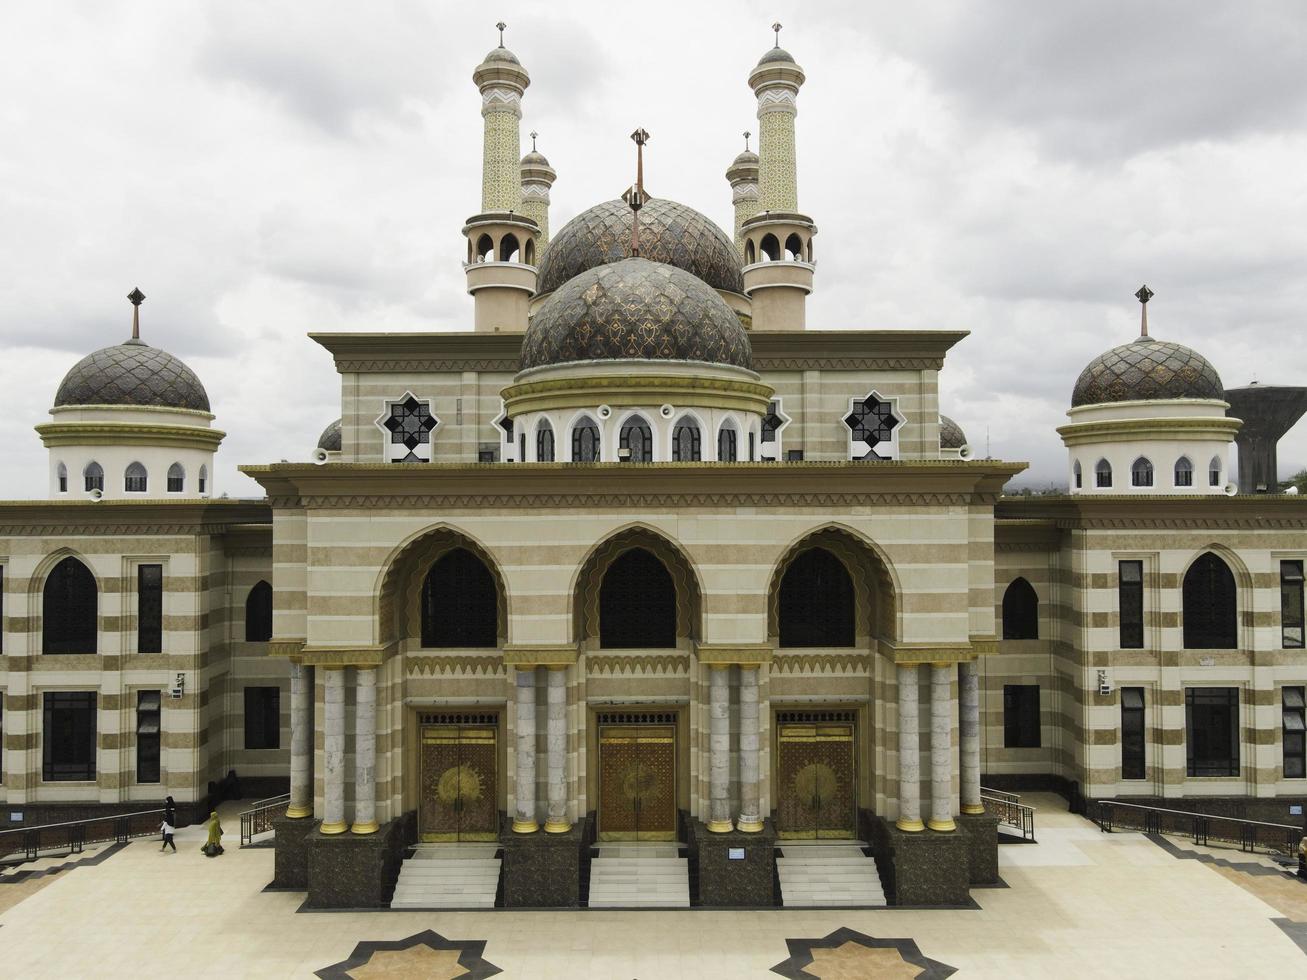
[520,132,557,246]
[739,23,817,331]
[725,131,759,257]
[464,22,539,332]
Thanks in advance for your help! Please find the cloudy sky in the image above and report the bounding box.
[2,0,1305,499]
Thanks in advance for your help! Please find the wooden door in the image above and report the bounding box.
[776,721,856,839]
[598,724,677,841]
[419,724,498,841]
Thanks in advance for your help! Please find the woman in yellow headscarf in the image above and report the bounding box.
[202,810,224,857]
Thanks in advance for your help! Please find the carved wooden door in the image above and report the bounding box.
[776,720,856,839]
[598,723,677,841]
[420,724,498,842]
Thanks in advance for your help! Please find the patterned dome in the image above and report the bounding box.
[521,257,752,372]
[317,418,342,452]
[1071,337,1225,408]
[54,339,210,412]
[536,198,744,297]
[939,414,967,449]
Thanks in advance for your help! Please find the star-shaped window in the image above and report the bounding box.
[376,393,440,463]
[843,392,903,460]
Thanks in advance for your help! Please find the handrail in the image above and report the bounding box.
[1098,800,1298,831]
[1094,799,1303,856]
[0,807,166,863]
[0,807,165,839]
[239,793,291,847]
[247,791,293,810]
[981,791,1037,841]
[979,786,1020,806]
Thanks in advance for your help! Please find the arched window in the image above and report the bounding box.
[717,420,738,462]
[672,416,701,461]
[1183,553,1237,649]
[43,556,97,654]
[619,414,653,462]
[499,233,520,262]
[784,233,804,261]
[245,581,273,642]
[1131,457,1153,488]
[422,548,498,647]
[1209,456,1222,488]
[1095,458,1113,488]
[760,233,780,261]
[1174,456,1193,488]
[744,240,756,264]
[84,461,104,493]
[1073,460,1082,489]
[806,239,815,262]
[536,419,555,462]
[125,462,148,493]
[599,548,676,648]
[167,462,185,493]
[778,548,855,647]
[57,462,68,493]
[198,465,208,495]
[524,239,535,265]
[1002,577,1039,640]
[475,233,493,262]
[571,416,600,462]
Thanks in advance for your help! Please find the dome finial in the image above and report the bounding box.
[743,130,751,151]
[1135,283,1154,338]
[772,21,782,47]
[628,127,650,257]
[530,130,538,151]
[127,287,145,341]
[496,20,506,47]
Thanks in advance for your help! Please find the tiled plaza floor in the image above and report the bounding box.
[1,794,1304,978]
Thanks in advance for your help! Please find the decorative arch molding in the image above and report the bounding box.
[571,524,704,646]
[765,524,901,646]
[374,525,509,647]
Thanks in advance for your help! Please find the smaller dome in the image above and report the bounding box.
[317,418,342,452]
[55,338,210,412]
[940,415,967,449]
[1072,337,1225,408]
[731,149,759,167]
[482,46,520,65]
[757,46,796,66]
[521,149,550,166]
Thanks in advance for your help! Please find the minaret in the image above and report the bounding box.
[739,23,817,331]
[725,131,759,257]
[520,132,557,246]
[463,22,539,332]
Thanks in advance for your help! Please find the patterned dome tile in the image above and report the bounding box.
[54,339,211,412]
[1071,337,1224,408]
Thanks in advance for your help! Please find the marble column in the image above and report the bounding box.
[544,667,570,833]
[959,660,984,815]
[286,661,313,819]
[736,666,763,832]
[320,667,347,834]
[896,663,923,832]
[351,667,378,834]
[513,667,538,833]
[707,665,733,832]
[928,663,957,831]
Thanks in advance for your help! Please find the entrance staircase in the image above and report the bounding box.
[587,844,689,908]
[390,843,501,909]
[775,841,887,907]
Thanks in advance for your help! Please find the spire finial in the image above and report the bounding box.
[772,22,782,47]
[530,130,538,151]
[743,130,751,151]
[127,287,145,341]
[629,128,650,256]
[496,21,506,47]
[1135,284,1154,338]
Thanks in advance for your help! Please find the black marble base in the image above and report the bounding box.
[867,815,971,907]
[271,814,315,889]
[689,819,777,907]
[304,814,413,910]
[956,812,1001,885]
[499,819,590,907]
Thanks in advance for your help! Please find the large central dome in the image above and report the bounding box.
[520,257,752,372]
[536,198,744,297]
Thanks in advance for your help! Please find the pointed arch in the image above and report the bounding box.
[784,232,804,261]
[744,239,756,264]
[499,233,520,262]
[1131,456,1154,488]
[777,547,855,647]
[717,417,739,462]
[671,414,702,462]
[1001,577,1039,640]
[535,417,555,462]
[1174,456,1193,488]
[619,412,653,462]
[524,239,536,265]
[43,555,98,654]
[1183,551,1238,649]
[421,548,498,647]
[56,461,68,493]
[83,461,104,493]
[475,233,494,261]
[1209,455,1223,488]
[1072,459,1082,489]
[125,461,147,493]
[245,580,273,642]
[760,233,780,261]
[570,414,600,462]
[1095,458,1113,488]
[167,462,185,493]
[198,464,208,495]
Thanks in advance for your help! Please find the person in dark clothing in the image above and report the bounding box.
[161,796,178,852]
[164,796,176,825]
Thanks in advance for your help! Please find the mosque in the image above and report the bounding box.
[1,26,1305,910]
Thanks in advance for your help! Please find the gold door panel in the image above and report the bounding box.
[420,724,498,842]
[776,721,856,840]
[598,724,676,841]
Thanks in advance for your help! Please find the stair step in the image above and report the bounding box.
[390,851,502,910]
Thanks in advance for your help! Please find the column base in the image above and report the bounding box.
[896,817,925,832]
[706,818,734,834]
[544,819,572,834]
[690,818,777,907]
[305,814,414,909]
[350,820,379,835]
[512,818,539,834]
[960,804,986,816]
[956,810,1001,885]
[271,814,316,889]
[500,816,590,907]
[285,803,313,819]
[735,816,764,833]
[927,818,957,832]
[318,820,348,835]
[872,815,972,906]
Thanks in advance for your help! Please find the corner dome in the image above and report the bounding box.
[482,46,520,65]
[940,415,967,449]
[536,198,744,297]
[1071,337,1225,408]
[54,338,210,412]
[317,418,342,452]
[520,257,752,372]
[521,149,550,166]
[731,149,759,167]
[757,46,796,66]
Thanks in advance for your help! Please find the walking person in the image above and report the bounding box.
[160,796,178,853]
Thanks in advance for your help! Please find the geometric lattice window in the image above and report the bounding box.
[1001,577,1038,640]
[1174,456,1193,488]
[759,399,791,460]
[843,391,904,461]
[125,461,148,493]
[421,548,498,648]
[536,419,555,462]
[1131,457,1153,488]
[376,393,439,463]
[572,416,600,462]
[619,414,653,462]
[43,556,98,655]
[717,420,738,462]
[1096,458,1113,488]
[672,416,701,462]
[599,548,676,649]
[778,548,855,647]
[1185,687,1239,777]
[84,461,104,493]
[1183,552,1237,650]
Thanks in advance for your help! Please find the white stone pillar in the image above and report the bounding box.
[929,663,957,831]
[351,667,378,834]
[286,661,313,819]
[737,665,763,832]
[544,666,570,833]
[320,667,347,834]
[708,666,733,832]
[960,660,984,815]
[513,667,538,833]
[896,663,923,832]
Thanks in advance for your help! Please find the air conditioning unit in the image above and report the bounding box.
[1097,669,1112,696]
[169,687,184,700]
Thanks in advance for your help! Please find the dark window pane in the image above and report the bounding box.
[717,425,737,462]
[1122,687,1146,779]
[1185,687,1239,776]
[537,423,555,462]
[43,692,97,781]
[245,581,273,642]
[599,548,677,649]
[421,549,498,648]
[1282,561,1304,649]
[244,686,281,750]
[572,418,599,462]
[138,564,163,654]
[778,548,855,648]
[43,557,97,654]
[136,689,161,783]
[672,419,701,462]
[1001,578,1038,640]
[1003,685,1041,748]
[1284,687,1305,779]
[1119,560,1144,649]
[619,416,653,462]
[1183,553,1237,649]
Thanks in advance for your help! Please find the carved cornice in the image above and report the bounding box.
[696,645,773,666]
[34,421,226,450]
[586,653,690,675]
[997,494,1307,530]
[300,645,387,667]
[407,654,505,676]
[268,638,306,660]
[501,645,578,667]
[772,652,873,674]
[882,642,974,665]
[968,635,998,656]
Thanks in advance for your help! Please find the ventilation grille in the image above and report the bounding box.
[776,710,856,725]
[418,711,499,726]
[597,711,678,726]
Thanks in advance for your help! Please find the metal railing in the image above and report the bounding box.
[0,808,166,864]
[980,787,1036,841]
[239,793,291,846]
[1094,800,1302,857]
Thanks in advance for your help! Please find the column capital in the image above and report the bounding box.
[503,645,577,668]
[301,646,386,668]
[697,644,772,666]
